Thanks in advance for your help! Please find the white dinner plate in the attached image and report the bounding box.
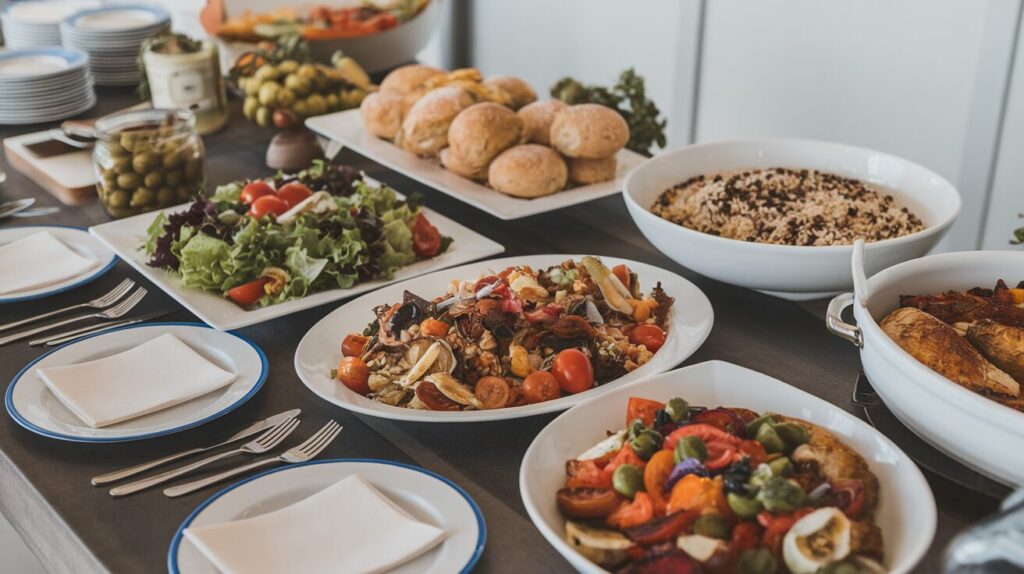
[0,225,115,303]
[5,323,268,443]
[294,254,714,422]
[0,47,87,81]
[519,360,937,574]
[89,200,504,330]
[168,459,485,574]
[306,109,647,220]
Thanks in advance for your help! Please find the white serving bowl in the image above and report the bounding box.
[623,138,961,300]
[520,360,935,573]
[827,249,1024,486]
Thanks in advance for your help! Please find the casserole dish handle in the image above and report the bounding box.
[826,292,863,348]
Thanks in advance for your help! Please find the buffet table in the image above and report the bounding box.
[0,88,998,573]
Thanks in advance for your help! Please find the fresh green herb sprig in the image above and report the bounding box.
[1012,213,1024,245]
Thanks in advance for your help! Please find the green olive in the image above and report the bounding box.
[144,171,163,188]
[749,463,774,488]
[243,96,260,119]
[258,81,281,107]
[162,150,184,170]
[105,205,137,219]
[107,141,126,156]
[110,155,131,172]
[107,189,130,208]
[727,492,764,518]
[285,74,311,96]
[132,153,155,174]
[156,187,176,207]
[630,433,659,461]
[767,456,793,478]
[772,422,809,450]
[255,106,271,127]
[176,185,194,201]
[756,423,785,454]
[165,170,183,187]
[756,477,806,513]
[738,548,778,574]
[692,514,730,539]
[746,415,777,439]
[815,561,864,574]
[675,436,707,464]
[116,172,142,190]
[130,187,155,207]
[612,464,644,499]
[184,159,201,183]
[101,172,116,189]
[119,133,137,152]
[664,398,689,423]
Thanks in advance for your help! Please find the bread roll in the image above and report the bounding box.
[447,102,523,174]
[440,147,487,181]
[517,100,567,146]
[380,64,445,95]
[488,144,568,198]
[398,86,476,158]
[568,156,617,185]
[482,75,537,110]
[550,103,629,159]
[360,91,405,140]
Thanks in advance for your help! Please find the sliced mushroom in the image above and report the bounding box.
[425,373,482,409]
[399,339,456,387]
[564,521,632,568]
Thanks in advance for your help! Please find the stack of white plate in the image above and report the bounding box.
[0,48,96,125]
[0,0,99,49]
[59,5,169,86]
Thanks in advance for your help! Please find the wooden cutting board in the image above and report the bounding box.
[3,131,97,205]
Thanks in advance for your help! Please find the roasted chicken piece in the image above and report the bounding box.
[900,281,1024,328]
[881,307,1020,397]
[966,319,1024,384]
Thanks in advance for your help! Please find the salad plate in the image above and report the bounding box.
[306,110,647,220]
[519,360,936,573]
[294,254,714,422]
[0,225,116,304]
[6,323,267,443]
[89,169,504,331]
[168,458,485,574]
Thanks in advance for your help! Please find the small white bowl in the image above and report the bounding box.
[623,138,961,300]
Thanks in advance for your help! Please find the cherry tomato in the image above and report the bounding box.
[703,440,738,471]
[627,397,666,427]
[337,356,370,395]
[623,510,699,545]
[411,212,442,257]
[830,478,866,519]
[522,371,560,404]
[474,376,510,410]
[226,278,269,306]
[730,522,761,553]
[737,440,769,468]
[556,487,622,518]
[760,508,814,555]
[552,349,595,394]
[248,194,290,219]
[240,181,274,205]
[415,381,460,411]
[612,264,631,289]
[341,333,368,357]
[606,492,655,529]
[628,324,667,352]
[276,182,312,208]
[603,444,647,480]
[566,459,613,489]
[419,318,449,338]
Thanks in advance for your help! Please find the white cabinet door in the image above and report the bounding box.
[695,0,1019,251]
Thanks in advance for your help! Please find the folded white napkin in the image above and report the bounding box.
[0,231,99,295]
[184,474,447,574]
[36,333,237,428]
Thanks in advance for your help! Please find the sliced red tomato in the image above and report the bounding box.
[627,397,666,427]
[240,181,274,204]
[623,510,698,545]
[607,492,655,529]
[602,443,646,480]
[566,459,612,489]
[226,278,269,306]
[411,212,442,257]
[276,182,312,207]
[664,424,742,451]
[730,522,761,553]
[737,440,769,467]
[830,478,866,519]
[703,440,738,471]
[556,487,622,518]
[759,508,815,555]
[693,408,747,436]
[415,382,461,411]
[248,194,290,219]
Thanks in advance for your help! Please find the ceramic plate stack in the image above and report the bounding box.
[59,5,169,86]
[0,0,98,49]
[0,48,96,125]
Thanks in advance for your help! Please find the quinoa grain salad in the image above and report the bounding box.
[651,167,924,246]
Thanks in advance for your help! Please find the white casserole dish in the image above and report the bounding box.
[623,138,961,300]
[826,246,1024,486]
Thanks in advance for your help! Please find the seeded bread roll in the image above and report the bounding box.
[360,91,405,140]
[550,103,629,159]
[568,155,617,185]
[440,147,488,181]
[517,100,567,146]
[447,102,523,175]
[488,144,568,198]
[379,64,445,95]
[398,86,477,158]
[482,75,537,110]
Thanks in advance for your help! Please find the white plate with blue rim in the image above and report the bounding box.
[168,459,486,574]
[0,226,116,304]
[0,47,88,81]
[5,322,268,443]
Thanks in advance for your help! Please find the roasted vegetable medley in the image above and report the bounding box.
[556,396,885,573]
[334,257,674,410]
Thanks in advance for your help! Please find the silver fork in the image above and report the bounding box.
[0,287,147,346]
[110,417,301,497]
[0,278,135,333]
[163,420,343,498]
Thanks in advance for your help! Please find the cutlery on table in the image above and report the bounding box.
[0,279,135,334]
[110,417,301,497]
[0,287,146,346]
[91,409,301,486]
[164,420,343,498]
[9,207,61,218]
[32,308,174,347]
[0,198,34,220]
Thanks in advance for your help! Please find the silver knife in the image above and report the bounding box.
[90,409,302,486]
[32,309,173,347]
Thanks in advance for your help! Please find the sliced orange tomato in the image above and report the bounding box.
[566,459,612,489]
[642,450,676,513]
[627,397,665,427]
[607,491,655,529]
[704,440,738,471]
[226,278,269,306]
[603,444,646,481]
[666,474,729,516]
[664,424,742,451]
[737,440,769,467]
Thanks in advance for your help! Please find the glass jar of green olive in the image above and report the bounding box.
[93,108,206,219]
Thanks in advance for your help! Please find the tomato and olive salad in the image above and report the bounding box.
[557,396,885,574]
[144,161,450,308]
[333,257,674,411]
